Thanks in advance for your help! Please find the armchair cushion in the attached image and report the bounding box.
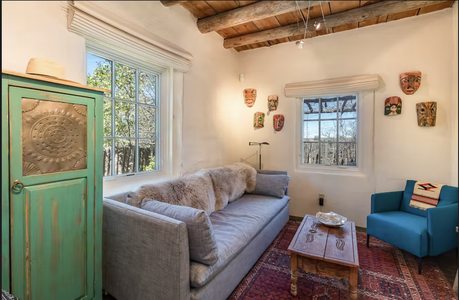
[400,180,458,218]
[367,211,428,257]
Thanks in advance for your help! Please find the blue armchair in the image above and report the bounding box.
[367,180,458,274]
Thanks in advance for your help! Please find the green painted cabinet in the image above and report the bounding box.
[2,71,105,300]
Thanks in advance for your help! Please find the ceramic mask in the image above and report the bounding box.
[416,102,437,127]
[273,114,285,131]
[253,112,265,128]
[400,71,421,95]
[244,88,257,107]
[384,96,402,116]
[268,95,279,111]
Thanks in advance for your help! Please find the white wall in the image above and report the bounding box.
[2,1,241,195]
[452,2,458,187]
[2,1,87,83]
[235,10,454,226]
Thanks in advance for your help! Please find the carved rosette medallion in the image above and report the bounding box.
[22,98,87,176]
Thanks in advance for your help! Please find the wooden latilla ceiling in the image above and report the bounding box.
[161,1,455,52]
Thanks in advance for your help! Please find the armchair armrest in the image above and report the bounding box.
[427,203,458,256]
[371,191,404,214]
[102,199,190,300]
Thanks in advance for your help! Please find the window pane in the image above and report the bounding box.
[303,143,320,164]
[303,121,319,141]
[320,97,338,119]
[320,120,337,142]
[103,139,112,176]
[321,142,337,165]
[86,53,111,96]
[339,120,357,142]
[114,139,135,175]
[104,98,112,137]
[115,63,136,101]
[303,99,319,120]
[139,72,156,105]
[338,143,357,166]
[114,101,136,137]
[138,105,156,138]
[339,95,357,119]
[139,140,156,172]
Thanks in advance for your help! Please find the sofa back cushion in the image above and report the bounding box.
[142,200,219,266]
[127,171,217,215]
[249,173,291,198]
[400,180,458,217]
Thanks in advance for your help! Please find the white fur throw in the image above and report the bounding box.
[127,163,257,214]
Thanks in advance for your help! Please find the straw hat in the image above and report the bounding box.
[26,58,65,79]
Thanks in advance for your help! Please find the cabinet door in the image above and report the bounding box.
[9,87,95,300]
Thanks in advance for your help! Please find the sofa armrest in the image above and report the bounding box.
[371,191,403,214]
[105,191,130,204]
[427,203,458,256]
[103,199,190,300]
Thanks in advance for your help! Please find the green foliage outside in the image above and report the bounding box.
[87,56,157,175]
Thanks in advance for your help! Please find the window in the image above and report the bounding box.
[86,52,159,177]
[302,95,357,166]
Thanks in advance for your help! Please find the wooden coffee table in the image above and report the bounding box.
[288,214,359,299]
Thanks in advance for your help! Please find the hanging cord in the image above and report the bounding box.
[319,0,329,33]
[295,1,310,40]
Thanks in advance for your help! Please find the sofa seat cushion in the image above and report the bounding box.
[367,211,428,257]
[189,194,290,288]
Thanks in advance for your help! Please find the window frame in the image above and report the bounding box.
[86,50,161,178]
[296,92,367,176]
[302,94,358,167]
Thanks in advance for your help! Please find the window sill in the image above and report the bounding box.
[103,170,178,197]
[295,164,366,177]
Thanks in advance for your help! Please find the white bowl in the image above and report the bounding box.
[315,211,347,227]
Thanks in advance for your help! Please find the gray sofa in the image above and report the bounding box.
[102,170,290,300]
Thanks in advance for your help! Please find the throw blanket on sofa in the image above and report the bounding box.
[409,181,444,210]
[127,163,256,214]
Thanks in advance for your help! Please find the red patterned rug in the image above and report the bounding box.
[228,221,457,300]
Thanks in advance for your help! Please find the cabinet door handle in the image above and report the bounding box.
[12,180,25,192]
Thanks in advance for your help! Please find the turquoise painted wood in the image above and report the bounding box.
[1,72,104,300]
[2,76,10,292]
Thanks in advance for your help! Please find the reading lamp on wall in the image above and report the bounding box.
[249,142,269,169]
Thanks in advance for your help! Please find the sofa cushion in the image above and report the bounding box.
[142,200,218,266]
[400,180,458,218]
[249,173,290,198]
[189,194,290,288]
[367,211,428,257]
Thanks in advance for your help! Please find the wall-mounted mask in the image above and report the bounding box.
[416,102,437,127]
[268,95,279,111]
[253,112,265,128]
[384,96,402,116]
[244,88,257,107]
[273,114,285,131]
[400,71,421,95]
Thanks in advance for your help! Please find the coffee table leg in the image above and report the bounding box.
[290,253,298,296]
[349,267,358,300]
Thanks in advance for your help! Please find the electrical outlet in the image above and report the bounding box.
[319,193,324,206]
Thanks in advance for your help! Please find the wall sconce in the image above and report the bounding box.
[249,142,269,169]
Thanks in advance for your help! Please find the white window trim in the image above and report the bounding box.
[294,91,374,177]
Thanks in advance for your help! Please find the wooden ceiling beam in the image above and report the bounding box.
[160,1,183,7]
[223,1,452,49]
[197,1,328,34]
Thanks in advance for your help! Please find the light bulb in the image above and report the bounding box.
[296,40,304,49]
[314,21,321,30]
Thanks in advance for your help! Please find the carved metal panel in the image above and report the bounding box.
[22,98,87,176]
